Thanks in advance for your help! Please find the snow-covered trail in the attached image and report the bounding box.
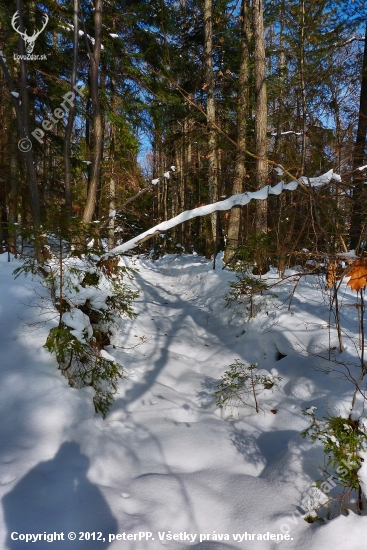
[0,253,366,549]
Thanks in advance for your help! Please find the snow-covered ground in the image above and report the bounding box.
[0,252,366,549]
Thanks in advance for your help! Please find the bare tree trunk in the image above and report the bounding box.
[108,80,116,250]
[299,0,307,175]
[0,0,41,228]
[204,0,218,242]
[0,157,6,253]
[108,171,116,250]
[82,0,103,223]
[274,0,285,155]
[224,0,250,263]
[253,0,268,234]
[350,21,367,252]
[184,117,192,249]
[63,0,79,217]
[8,119,18,254]
[18,4,40,227]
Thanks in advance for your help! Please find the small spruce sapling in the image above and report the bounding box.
[225,259,276,319]
[215,360,281,413]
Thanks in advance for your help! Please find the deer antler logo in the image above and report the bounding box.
[11,11,49,54]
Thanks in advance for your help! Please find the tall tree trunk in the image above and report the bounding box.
[204,0,218,242]
[350,21,367,252]
[63,0,79,217]
[224,0,250,263]
[82,0,103,223]
[253,0,268,234]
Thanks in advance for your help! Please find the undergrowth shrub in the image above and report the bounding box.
[14,220,138,417]
[301,407,367,515]
[224,263,277,319]
[228,233,274,274]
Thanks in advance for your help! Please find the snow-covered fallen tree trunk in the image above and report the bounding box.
[106,169,341,257]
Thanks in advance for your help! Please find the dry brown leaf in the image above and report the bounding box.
[325,261,337,290]
[346,259,367,292]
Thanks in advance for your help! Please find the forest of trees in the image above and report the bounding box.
[0,0,367,268]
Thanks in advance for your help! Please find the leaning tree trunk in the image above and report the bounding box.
[82,0,103,223]
[350,21,367,252]
[224,0,250,263]
[204,0,218,243]
[253,0,268,234]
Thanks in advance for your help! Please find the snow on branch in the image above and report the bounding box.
[270,130,302,137]
[336,36,365,47]
[106,169,340,257]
